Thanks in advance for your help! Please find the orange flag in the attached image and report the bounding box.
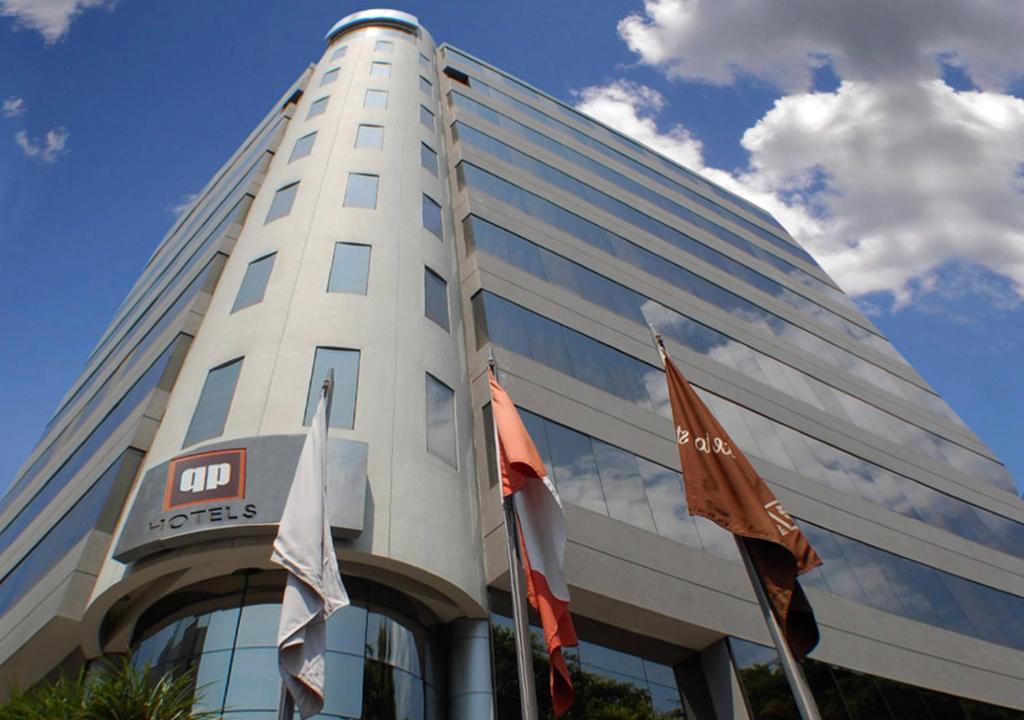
[656,337,822,661]
[489,368,578,716]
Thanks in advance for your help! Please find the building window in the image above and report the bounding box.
[419,75,433,97]
[374,40,393,53]
[365,89,388,109]
[425,374,456,466]
[420,142,438,176]
[370,62,391,78]
[355,124,384,150]
[231,253,276,313]
[307,96,329,119]
[265,182,299,223]
[289,131,316,163]
[419,52,431,70]
[424,267,449,331]
[320,67,340,86]
[330,45,347,61]
[422,194,442,238]
[344,173,379,209]
[328,243,371,295]
[184,358,243,447]
[419,105,434,131]
[305,348,360,429]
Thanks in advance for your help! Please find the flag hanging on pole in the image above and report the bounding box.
[654,336,822,661]
[489,368,578,716]
[272,379,349,719]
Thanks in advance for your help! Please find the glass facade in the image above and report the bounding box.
[730,638,1024,720]
[132,576,444,720]
[491,613,689,719]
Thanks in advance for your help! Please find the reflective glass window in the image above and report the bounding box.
[344,173,379,209]
[419,75,433,96]
[375,40,394,52]
[328,243,371,295]
[307,95,329,119]
[355,124,385,150]
[264,182,298,223]
[425,374,456,466]
[419,104,434,130]
[330,45,347,61]
[420,142,438,175]
[370,61,392,78]
[231,253,275,313]
[365,89,389,108]
[424,267,449,331]
[320,67,339,86]
[184,358,243,447]
[288,131,316,163]
[419,52,431,70]
[305,347,360,429]
[421,194,442,238]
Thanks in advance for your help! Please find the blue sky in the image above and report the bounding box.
[1,1,1022,495]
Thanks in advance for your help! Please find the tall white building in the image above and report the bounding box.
[1,9,1023,719]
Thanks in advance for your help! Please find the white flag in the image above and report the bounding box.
[272,386,349,718]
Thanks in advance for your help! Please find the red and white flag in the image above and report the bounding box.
[489,368,578,717]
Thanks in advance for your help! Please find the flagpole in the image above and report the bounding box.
[646,324,821,720]
[276,370,335,720]
[489,353,540,720]
[735,538,821,720]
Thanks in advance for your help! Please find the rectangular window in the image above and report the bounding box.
[305,348,360,429]
[344,173,379,209]
[419,105,434,131]
[320,67,340,86]
[425,374,456,466]
[184,359,243,447]
[232,253,276,313]
[365,89,389,108]
[375,40,394,52]
[289,131,316,163]
[424,267,449,331]
[419,75,433,96]
[307,96,329,119]
[422,194,442,238]
[370,62,391,78]
[355,124,384,150]
[419,52,431,70]
[265,182,299,223]
[331,46,347,61]
[420,142,438,176]
[328,243,371,294]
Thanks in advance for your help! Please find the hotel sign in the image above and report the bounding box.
[114,434,367,563]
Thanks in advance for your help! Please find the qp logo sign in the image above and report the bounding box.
[163,448,246,510]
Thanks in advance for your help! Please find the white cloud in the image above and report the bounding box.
[2,96,25,118]
[1,0,112,44]
[573,81,704,169]
[169,192,200,218]
[575,0,1024,308]
[15,127,70,163]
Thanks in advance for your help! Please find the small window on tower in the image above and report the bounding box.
[289,132,316,163]
[419,105,434,131]
[355,124,384,150]
[328,243,371,295]
[442,66,470,86]
[265,182,299,223]
[420,143,438,176]
[419,75,433,97]
[330,45,347,61]
[365,89,389,109]
[232,253,276,312]
[320,68,340,86]
[370,62,392,78]
[344,173,379,209]
[422,194,442,238]
[375,40,394,53]
[307,96,329,119]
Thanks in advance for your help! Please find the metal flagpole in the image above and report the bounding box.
[735,538,822,720]
[277,370,335,720]
[489,353,540,720]
[646,322,821,720]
